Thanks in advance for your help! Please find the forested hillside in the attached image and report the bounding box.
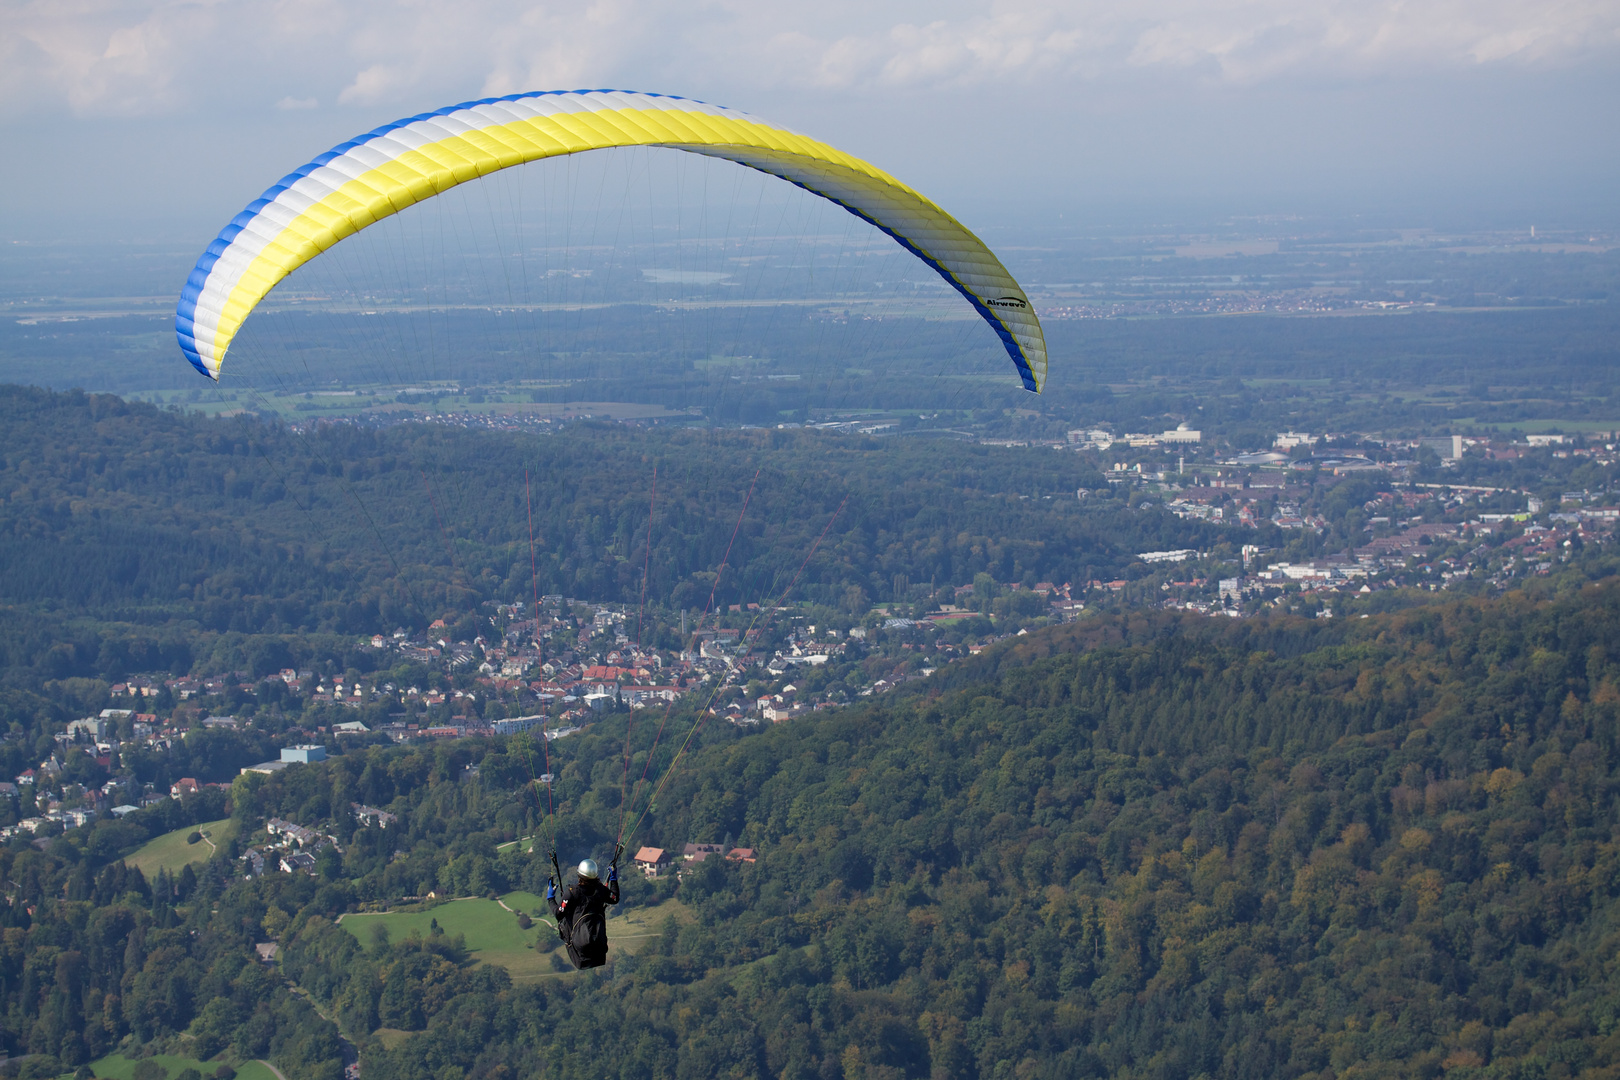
[0,385,1200,640]
[6,574,1620,1079]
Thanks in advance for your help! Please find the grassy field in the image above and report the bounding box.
[494,835,536,854]
[596,898,693,964]
[517,897,693,979]
[340,893,691,980]
[502,890,548,917]
[124,818,236,878]
[88,1053,277,1080]
[341,895,548,976]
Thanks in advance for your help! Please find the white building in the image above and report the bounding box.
[1261,562,1369,581]
[1067,429,1113,449]
[1138,549,1198,564]
[67,717,109,740]
[1418,435,1464,460]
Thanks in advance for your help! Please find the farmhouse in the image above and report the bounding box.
[633,846,671,877]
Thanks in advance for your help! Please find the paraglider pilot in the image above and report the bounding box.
[548,851,619,969]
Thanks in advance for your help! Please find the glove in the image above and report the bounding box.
[546,880,556,900]
[607,865,618,885]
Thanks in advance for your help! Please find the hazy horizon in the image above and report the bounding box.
[2,1,1617,252]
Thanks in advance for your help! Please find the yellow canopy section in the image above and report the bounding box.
[176,90,1046,391]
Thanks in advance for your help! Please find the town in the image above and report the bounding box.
[3,417,1613,855]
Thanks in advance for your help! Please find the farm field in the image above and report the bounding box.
[89,1052,278,1080]
[494,835,536,854]
[339,894,692,980]
[523,897,695,979]
[502,890,548,917]
[597,898,694,961]
[124,818,236,878]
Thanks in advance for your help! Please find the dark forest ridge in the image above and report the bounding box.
[2,565,1619,1078]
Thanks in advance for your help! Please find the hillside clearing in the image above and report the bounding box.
[124,818,236,878]
[89,1053,277,1080]
[339,894,691,979]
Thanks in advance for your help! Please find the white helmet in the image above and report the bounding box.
[578,858,600,880]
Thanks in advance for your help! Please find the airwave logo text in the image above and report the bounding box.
[985,296,1027,309]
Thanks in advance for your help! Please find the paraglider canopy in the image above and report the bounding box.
[176,89,1046,391]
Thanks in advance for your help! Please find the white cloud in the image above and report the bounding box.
[337,64,413,106]
[1,0,1616,118]
[0,0,202,115]
[479,0,641,97]
[760,1,1620,88]
[276,95,318,109]
[1106,0,1620,83]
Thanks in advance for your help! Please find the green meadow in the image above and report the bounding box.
[124,818,236,879]
[340,894,690,979]
[88,1053,278,1080]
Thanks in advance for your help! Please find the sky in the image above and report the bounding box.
[2,0,1618,248]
